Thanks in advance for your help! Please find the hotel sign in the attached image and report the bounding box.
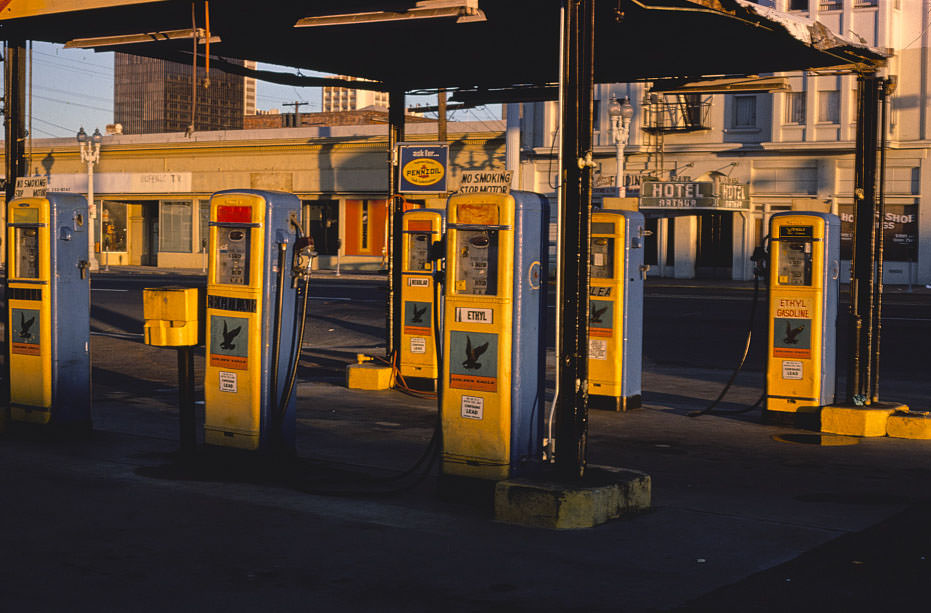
[640,179,749,211]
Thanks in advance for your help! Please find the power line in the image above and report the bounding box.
[31,115,78,132]
[33,83,113,104]
[32,93,113,113]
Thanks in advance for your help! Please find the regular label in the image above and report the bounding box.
[219,371,238,392]
[410,337,427,354]
[782,360,803,380]
[461,395,484,420]
[408,277,429,287]
[589,338,608,361]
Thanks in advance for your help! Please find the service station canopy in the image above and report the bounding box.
[0,0,886,97]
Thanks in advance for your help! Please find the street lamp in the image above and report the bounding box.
[77,127,102,271]
[608,96,634,197]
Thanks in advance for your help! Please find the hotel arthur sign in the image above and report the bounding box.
[640,178,749,211]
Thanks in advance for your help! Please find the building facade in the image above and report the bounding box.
[114,54,254,134]
[3,121,504,270]
[516,0,929,285]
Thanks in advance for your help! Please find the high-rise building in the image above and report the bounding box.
[322,76,388,112]
[243,60,257,117]
[114,54,251,134]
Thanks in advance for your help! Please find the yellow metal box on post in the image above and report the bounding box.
[142,286,201,453]
[143,287,199,347]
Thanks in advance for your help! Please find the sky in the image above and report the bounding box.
[18,41,502,139]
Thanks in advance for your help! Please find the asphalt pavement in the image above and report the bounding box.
[1,267,930,611]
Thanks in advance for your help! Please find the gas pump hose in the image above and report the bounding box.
[689,246,767,418]
[269,242,289,445]
[278,274,311,413]
[294,270,443,496]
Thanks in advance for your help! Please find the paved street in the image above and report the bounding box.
[1,269,930,611]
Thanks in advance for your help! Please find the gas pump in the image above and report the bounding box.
[399,209,445,387]
[588,210,645,411]
[6,193,91,426]
[203,189,312,451]
[766,212,840,415]
[440,191,548,480]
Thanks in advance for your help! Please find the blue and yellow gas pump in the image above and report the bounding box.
[6,193,91,426]
[766,212,840,414]
[204,189,311,451]
[440,191,548,480]
[399,209,444,386]
[588,210,645,411]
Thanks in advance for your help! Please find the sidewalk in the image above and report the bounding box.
[2,357,931,611]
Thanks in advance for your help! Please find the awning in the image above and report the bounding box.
[0,0,886,94]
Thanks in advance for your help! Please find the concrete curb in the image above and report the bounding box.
[494,465,651,530]
[821,402,907,437]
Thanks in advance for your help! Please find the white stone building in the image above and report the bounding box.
[515,0,929,285]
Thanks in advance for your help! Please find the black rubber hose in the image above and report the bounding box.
[295,266,445,496]
[268,243,288,445]
[689,270,762,417]
[279,275,310,412]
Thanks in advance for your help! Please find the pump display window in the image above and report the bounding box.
[100,200,128,252]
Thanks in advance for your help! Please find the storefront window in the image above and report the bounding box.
[101,201,128,252]
[198,200,209,253]
[160,200,193,253]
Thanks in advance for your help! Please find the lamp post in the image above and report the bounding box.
[608,96,634,197]
[77,127,102,271]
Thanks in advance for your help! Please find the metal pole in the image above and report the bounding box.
[3,39,27,412]
[847,74,881,404]
[554,0,595,479]
[615,117,625,197]
[870,77,893,403]
[386,88,405,359]
[177,346,196,454]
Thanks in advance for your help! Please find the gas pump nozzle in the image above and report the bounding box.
[291,236,316,288]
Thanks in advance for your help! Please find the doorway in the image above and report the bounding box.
[141,202,159,266]
[695,211,733,278]
[304,200,339,255]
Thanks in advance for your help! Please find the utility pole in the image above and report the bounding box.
[386,88,405,359]
[437,88,447,142]
[283,101,307,127]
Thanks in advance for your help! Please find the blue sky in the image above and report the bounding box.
[20,41,502,138]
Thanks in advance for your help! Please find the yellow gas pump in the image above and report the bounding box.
[441,191,548,480]
[7,193,91,426]
[203,189,307,451]
[588,210,645,411]
[398,209,444,387]
[766,212,840,415]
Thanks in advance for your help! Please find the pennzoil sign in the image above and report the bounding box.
[397,143,449,194]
